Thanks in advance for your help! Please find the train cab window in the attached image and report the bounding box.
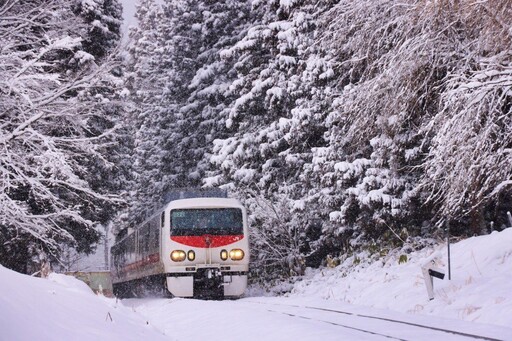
[170,208,243,236]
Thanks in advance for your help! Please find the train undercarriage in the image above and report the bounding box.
[113,270,247,299]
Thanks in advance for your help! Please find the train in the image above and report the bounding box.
[110,191,249,299]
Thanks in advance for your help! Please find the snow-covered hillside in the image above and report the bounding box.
[288,228,512,327]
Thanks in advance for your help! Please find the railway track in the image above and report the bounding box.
[242,300,506,341]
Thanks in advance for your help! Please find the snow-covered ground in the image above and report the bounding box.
[122,296,512,340]
[0,266,167,340]
[288,228,512,328]
[1,228,511,340]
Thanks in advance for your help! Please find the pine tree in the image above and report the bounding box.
[122,0,166,224]
[207,0,337,277]
[125,0,252,224]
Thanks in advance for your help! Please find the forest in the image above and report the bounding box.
[1,0,511,282]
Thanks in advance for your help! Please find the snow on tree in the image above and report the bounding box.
[310,0,443,251]
[124,0,252,225]
[0,0,123,273]
[72,0,123,60]
[316,0,512,246]
[420,0,512,234]
[121,0,512,282]
[122,0,168,225]
[206,0,337,277]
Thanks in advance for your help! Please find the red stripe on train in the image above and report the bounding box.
[171,235,244,248]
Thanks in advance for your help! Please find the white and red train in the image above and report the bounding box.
[111,194,249,298]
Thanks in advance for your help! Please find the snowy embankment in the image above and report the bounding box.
[288,228,512,327]
[0,229,510,340]
[0,266,167,341]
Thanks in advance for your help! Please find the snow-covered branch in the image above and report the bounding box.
[0,0,124,271]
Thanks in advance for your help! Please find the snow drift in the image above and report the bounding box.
[289,228,512,327]
[0,266,166,341]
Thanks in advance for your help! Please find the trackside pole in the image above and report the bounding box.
[446,220,451,280]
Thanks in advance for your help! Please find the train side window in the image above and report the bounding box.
[149,219,159,252]
[161,212,165,228]
[144,224,150,254]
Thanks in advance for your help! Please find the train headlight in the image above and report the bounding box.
[170,250,186,262]
[187,250,195,261]
[220,249,228,261]
[229,249,244,261]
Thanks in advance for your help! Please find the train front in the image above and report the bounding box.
[163,198,249,298]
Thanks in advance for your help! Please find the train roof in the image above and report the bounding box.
[162,188,228,202]
[166,197,243,210]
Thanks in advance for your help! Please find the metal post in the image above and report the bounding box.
[104,223,110,270]
[447,220,451,280]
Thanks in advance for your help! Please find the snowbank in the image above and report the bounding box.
[0,266,167,341]
[289,228,512,327]
[1,229,510,340]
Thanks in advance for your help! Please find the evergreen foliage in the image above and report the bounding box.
[123,0,512,281]
[4,0,509,282]
[125,0,252,224]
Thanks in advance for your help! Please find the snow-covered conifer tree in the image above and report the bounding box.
[125,0,252,223]
[207,0,337,277]
[72,0,123,60]
[122,0,168,224]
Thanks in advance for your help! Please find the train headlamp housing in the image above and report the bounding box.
[187,250,195,261]
[229,248,245,261]
[171,250,186,262]
[220,249,228,261]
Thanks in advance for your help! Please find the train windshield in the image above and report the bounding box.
[170,208,243,236]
